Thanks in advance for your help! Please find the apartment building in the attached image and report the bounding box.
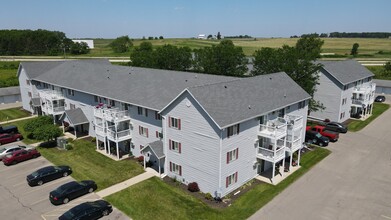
[18,59,310,197]
[311,60,376,122]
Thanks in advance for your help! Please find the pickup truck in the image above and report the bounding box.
[0,125,19,134]
[306,125,339,142]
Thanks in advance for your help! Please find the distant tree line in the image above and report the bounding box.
[0,29,90,56]
[224,35,253,39]
[291,32,391,38]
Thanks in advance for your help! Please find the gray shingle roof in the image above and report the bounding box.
[63,108,89,125]
[318,60,374,85]
[373,79,391,88]
[187,72,311,128]
[25,60,235,110]
[141,140,164,158]
[0,86,20,96]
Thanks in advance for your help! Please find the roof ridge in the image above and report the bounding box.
[186,77,241,89]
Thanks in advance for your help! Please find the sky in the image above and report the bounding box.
[1,0,390,39]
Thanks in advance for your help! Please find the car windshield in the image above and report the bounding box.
[31,171,39,177]
[315,133,322,138]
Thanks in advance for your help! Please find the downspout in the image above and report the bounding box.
[218,129,223,196]
[163,115,167,177]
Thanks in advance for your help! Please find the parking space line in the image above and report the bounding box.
[28,197,49,206]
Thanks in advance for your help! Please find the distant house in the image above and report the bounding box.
[197,34,206,39]
[373,79,391,94]
[18,59,311,198]
[311,60,376,122]
[72,39,94,49]
[0,86,21,104]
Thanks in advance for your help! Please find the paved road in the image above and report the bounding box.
[249,104,391,219]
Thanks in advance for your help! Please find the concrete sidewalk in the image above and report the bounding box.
[1,115,37,124]
[96,168,159,198]
[0,102,22,110]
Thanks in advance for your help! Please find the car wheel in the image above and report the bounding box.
[102,209,109,216]
[319,142,324,147]
[63,198,69,204]
[88,187,94,193]
[63,172,68,177]
[37,180,43,186]
[32,154,37,158]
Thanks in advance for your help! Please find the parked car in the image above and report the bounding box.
[305,130,329,147]
[0,125,19,134]
[49,180,97,205]
[59,200,113,220]
[0,145,26,161]
[323,121,348,133]
[375,95,386,102]
[3,148,40,165]
[307,125,339,142]
[0,133,23,145]
[26,165,72,186]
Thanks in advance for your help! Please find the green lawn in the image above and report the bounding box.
[348,103,390,132]
[106,147,330,220]
[366,66,391,80]
[38,139,144,190]
[0,61,20,87]
[2,117,40,144]
[0,107,31,122]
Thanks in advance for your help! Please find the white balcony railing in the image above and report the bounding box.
[259,117,287,139]
[286,138,301,152]
[94,106,130,122]
[353,82,376,94]
[107,129,131,141]
[257,147,285,162]
[95,125,106,136]
[286,115,303,130]
[39,89,65,101]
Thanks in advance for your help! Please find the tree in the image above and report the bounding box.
[217,32,221,40]
[159,36,164,39]
[251,36,325,112]
[194,40,248,76]
[69,42,89,55]
[385,61,391,72]
[130,42,155,67]
[350,43,359,56]
[33,124,62,142]
[207,34,213,39]
[24,116,53,132]
[110,35,133,53]
[154,44,192,71]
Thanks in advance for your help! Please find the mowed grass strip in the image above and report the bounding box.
[348,103,390,132]
[38,139,144,190]
[3,117,40,144]
[0,107,31,122]
[106,147,330,220]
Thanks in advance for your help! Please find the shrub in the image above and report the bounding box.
[137,156,144,163]
[65,144,73,150]
[146,161,153,167]
[205,192,213,201]
[188,182,200,192]
[91,137,96,142]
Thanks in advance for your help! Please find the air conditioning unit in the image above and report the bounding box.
[57,137,68,149]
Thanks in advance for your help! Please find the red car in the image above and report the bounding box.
[3,148,40,165]
[0,133,23,145]
[306,125,339,142]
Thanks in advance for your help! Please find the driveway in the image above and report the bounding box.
[249,106,391,219]
[0,142,129,220]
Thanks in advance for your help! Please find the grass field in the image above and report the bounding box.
[0,61,19,87]
[366,66,391,80]
[348,103,390,132]
[106,147,330,220]
[0,107,31,122]
[38,139,144,190]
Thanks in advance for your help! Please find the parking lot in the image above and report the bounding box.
[0,143,129,220]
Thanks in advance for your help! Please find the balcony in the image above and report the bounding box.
[286,115,303,131]
[107,129,132,142]
[353,82,376,95]
[351,97,373,107]
[257,147,285,163]
[94,106,131,123]
[42,104,65,115]
[286,138,302,152]
[39,89,65,101]
[95,124,106,137]
[259,117,287,139]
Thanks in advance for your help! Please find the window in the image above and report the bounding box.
[340,112,345,120]
[227,124,240,138]
[51,85,55,90]
[169,117,181,130]
[226,172,238,187]
[123,103,129,110]
[169,162,182,176]
[70,104,75,109]
[342,98,347,105]
[68,89,74,96]
[278,108,285,117]
[169,139,181,153]
[156,131,163,138]
[109,100,115,106]
[343,85,349,91]
[139,126,149,137]
[28,92,32,97]
[298,100,306,109]
[137,107,148,117]
[94,96,98,102]
[36,81,41,87]
[226,148,239,163]
[26,80,30,85]
[155,111,162,120]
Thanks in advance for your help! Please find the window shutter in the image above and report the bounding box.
[236,148,239,159]
[156,131,158,138]
[237,124,240,134]
[179,166,182,176]
[146,128,149,137]
[226,176,229,188]
[226,152,229,164]
[178,119,181,130]
[235,172,238,183]
[169,162,172,172]
[168,117,171,127]
[169,139,172,150]
[179,143,181,153]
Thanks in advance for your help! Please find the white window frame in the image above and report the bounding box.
[139,126,148,137]
[227,172,237,187]
[170,140,180,152]
[171,162,181,175]
[228,148,238,163]
[170,117,180,129]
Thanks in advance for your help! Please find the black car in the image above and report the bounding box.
[375,95,386,102]
[50,180,97,205]
[324,121,348,133]
[305,130,329,147]
[26,165,72,186]
[59,200,113,220]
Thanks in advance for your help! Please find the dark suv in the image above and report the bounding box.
[305,130,329,147]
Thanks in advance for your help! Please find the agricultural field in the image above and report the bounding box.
[0,61,19,87]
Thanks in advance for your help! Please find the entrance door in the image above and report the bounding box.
[257,159,265,174]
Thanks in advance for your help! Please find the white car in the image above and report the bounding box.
[0,145,26,161]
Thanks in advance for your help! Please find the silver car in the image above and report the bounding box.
[0,145,26,161]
